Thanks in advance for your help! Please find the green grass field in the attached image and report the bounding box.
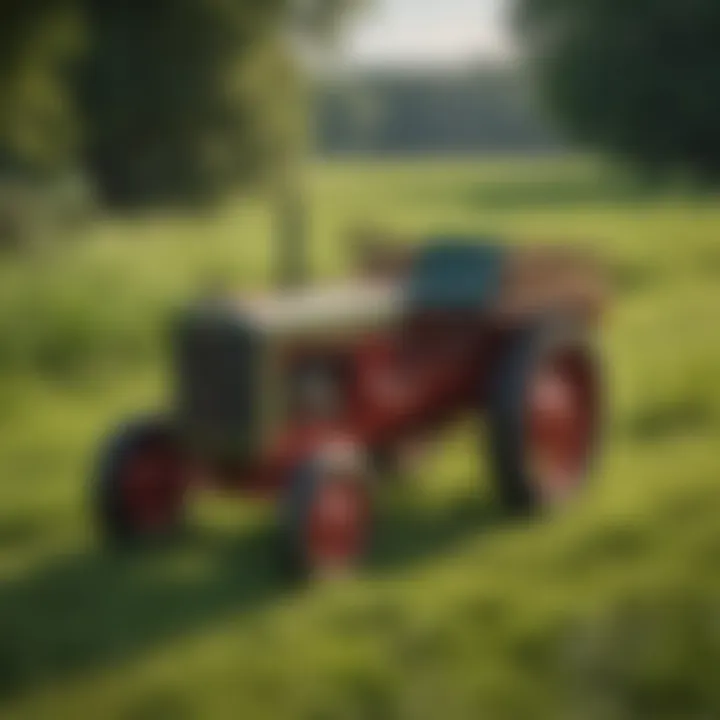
[1,157,719,719]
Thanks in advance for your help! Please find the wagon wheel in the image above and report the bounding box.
[487,321,602,512]
[94,417,190,543]
[282,443,371,579]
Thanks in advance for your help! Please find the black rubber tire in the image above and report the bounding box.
[486,320,603,514]
[280,446,371,580]
[94,416,187,545]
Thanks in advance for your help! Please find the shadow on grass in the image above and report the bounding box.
[609,261,659,296]
[0,518,43,551]
[458,176,657,210]
[372,492,502,570]
[0,487,501,704]
[627,399,716,442]
[402,169,661,212]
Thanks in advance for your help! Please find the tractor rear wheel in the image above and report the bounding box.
[486,320,602,513]
[281,443,371,579]
[94,417,189,544]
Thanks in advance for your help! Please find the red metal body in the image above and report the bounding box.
[212,314,497,496]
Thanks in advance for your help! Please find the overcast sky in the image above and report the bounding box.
[343,0,515,68]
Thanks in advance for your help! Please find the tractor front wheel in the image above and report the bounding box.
[281,443,371,579]
[94,417,190,544]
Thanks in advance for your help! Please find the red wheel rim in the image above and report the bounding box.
[121,440,186,533]
[525,349,597,503]
[306,476,368,573]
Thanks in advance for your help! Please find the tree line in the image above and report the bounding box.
[1,0,719,212]
[315,64,565,156]
[517,0,720,183]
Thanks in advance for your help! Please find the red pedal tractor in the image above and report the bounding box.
[93,239,606,578]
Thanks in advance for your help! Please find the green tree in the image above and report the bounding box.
[0,0,355,206]
[516,0,720,181]
[80,0,348,206]
[0,1,85,176]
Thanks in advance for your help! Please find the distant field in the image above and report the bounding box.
[1,157,719,719]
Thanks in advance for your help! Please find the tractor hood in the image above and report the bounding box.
[172,238,603,464]
[230,281,405,339]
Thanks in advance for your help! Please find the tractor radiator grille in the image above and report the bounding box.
[173,316,259,460]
